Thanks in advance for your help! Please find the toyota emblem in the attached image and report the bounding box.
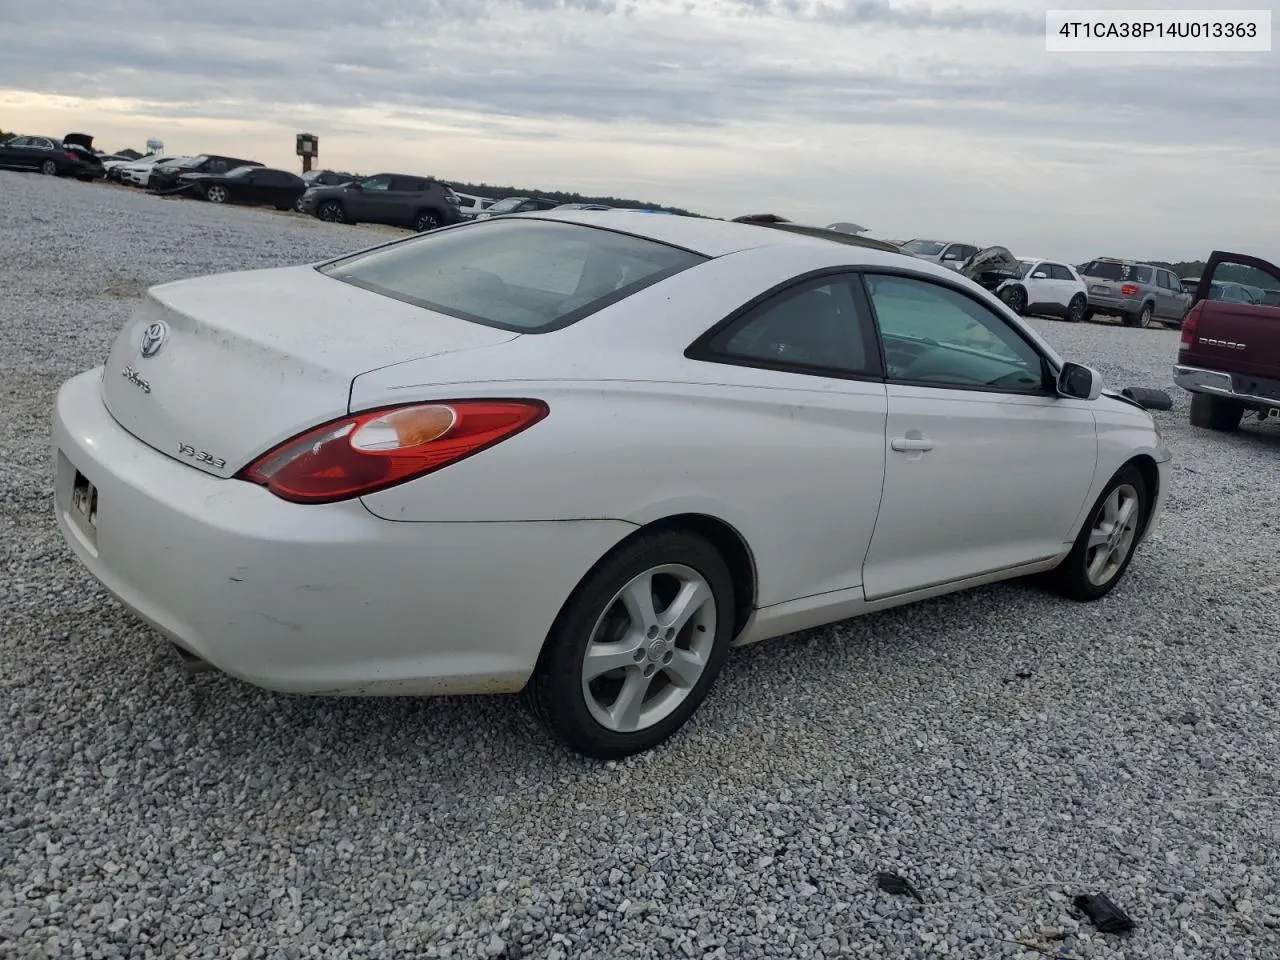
[139,321,168,358]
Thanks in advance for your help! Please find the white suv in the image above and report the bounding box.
[998,257,1089,323]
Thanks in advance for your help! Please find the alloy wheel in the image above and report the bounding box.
[40,160,57,176]
[206,185,227,203]
[580,563,717,733]
[1084,483,1140,586]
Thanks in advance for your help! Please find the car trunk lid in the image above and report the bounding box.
[100,264,520,478]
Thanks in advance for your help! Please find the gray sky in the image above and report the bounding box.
[1,0,1276,261]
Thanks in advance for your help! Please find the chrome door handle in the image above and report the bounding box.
[891,437,934,453]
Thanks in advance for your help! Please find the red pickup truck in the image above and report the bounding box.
[1173,250,1280,432]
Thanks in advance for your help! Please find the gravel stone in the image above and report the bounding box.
[3,171,1280,959]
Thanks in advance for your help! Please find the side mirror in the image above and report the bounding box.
[1032,271,1048,279]
[1057,362,1102,401]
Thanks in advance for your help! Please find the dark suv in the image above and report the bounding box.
[298,173,463,231]
[149,154,263,193]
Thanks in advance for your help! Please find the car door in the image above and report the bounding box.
[1048,263,1080,313]
[859,272,1098,600]
[1153,270,1177,319]
[685,273,889,604]
[0,136,28,167]
[1022,260,1056,312]
[348,174,395,223]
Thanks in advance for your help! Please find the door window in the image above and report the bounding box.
[698,276,879,378]
[1049,264,1075,281]
[360,175,393,191]
[864,274,1047,393]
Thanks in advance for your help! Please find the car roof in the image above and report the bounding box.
[508,209,919,260]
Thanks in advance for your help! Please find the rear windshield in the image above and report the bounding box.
[902,239,946,256]
[1081,260,1152,283]
[319,219,707,332]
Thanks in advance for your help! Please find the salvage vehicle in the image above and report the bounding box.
[1079,257,1191,328]
[298,172,463,231]
[116,154,191,188]
[0,133,105,180]
[52,211,1169,759]
[149,154,263,193]
[981,254,1089,323]
[900,239,982,271]
[1174,250,1280,432]
[177,166,307,210]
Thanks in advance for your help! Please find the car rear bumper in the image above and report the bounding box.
[1085,293,1142,314]
[52,368,633,696]
[1173,364,1280,408]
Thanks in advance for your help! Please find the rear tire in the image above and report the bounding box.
[524,529,735,759]
[414,209,442,232]
[1066,294,1086,323]
[1044,465,1148,602]
[40,160,58,176]
[1125,303,1154,328]
[1189,393,1244,432]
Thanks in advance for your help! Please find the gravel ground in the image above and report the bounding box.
[3,170,1279,960]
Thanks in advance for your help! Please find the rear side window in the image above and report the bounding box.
[319,219,706,332]
[697,276,879,378]
[1049,264,1074,281]
[1131,265,1153,283]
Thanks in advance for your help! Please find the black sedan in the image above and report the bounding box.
[0,133,105,180]
[176,166,308,210]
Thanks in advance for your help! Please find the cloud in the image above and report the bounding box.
[1,0,1277,257]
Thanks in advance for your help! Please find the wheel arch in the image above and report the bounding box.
[538,512,758,667]
[1121,453,1160,537]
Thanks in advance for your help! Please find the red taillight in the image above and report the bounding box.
[237,400,548,503]
[1180,301,1203,351]
[1120,283,1139,296]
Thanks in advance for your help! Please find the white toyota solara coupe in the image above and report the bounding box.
[53,211,1171,758]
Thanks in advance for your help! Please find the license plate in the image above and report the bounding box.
[1090,285,1110,294]
[71,470,99,530]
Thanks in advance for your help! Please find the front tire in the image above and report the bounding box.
[1001,286,1027,315]
[525,529,736,759]
[1045,465,1149,601]
[316,200,346,223]
[1189,393,1244,432]
[204,184,229,204]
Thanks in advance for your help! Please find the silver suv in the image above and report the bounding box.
[1078,257,1191,328]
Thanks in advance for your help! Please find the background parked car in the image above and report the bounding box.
[1174,250,1280,432]
[295,169,360,209]
[452,191,496,219]
[1079,257,1190,328]
[996,257,1089,322]
[473,196,560,219]
[899,239,982,271]
[0,133,105,180]
[116,154,190,187]
[298,172,463,231]
[149,155,263,193]
[178,166,307,210]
